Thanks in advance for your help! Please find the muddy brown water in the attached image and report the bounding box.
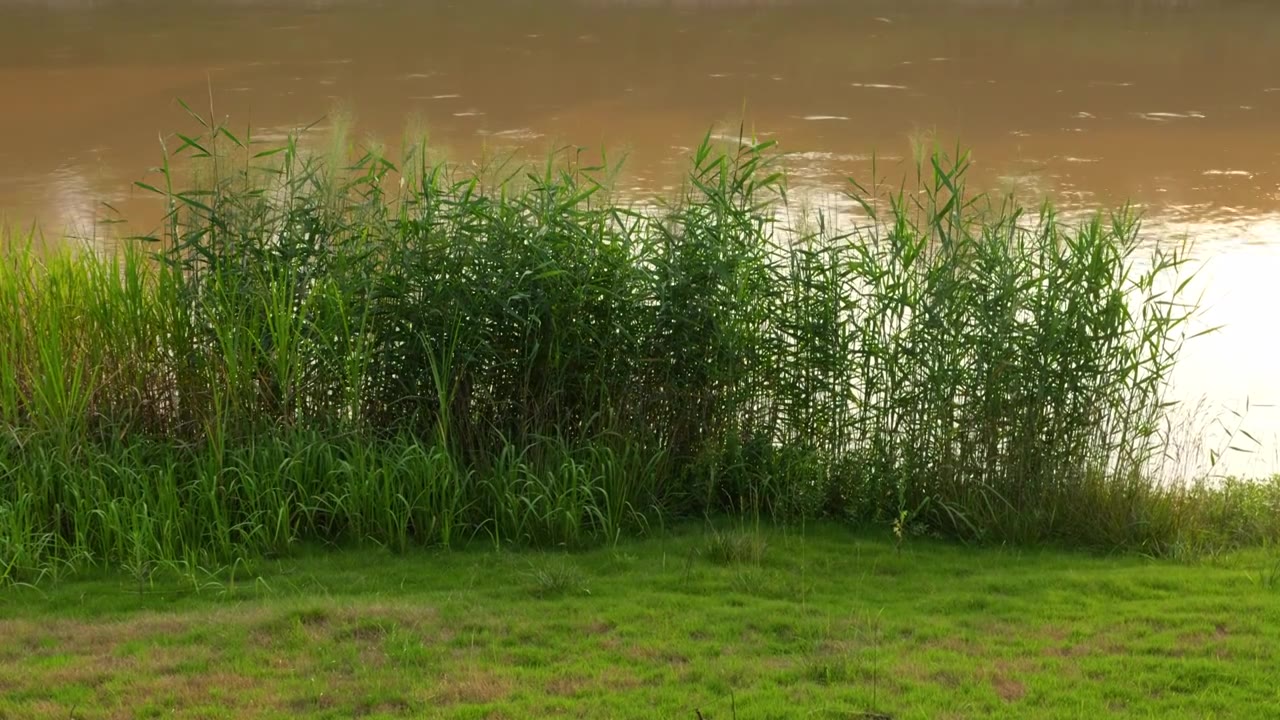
[1,0,1278,473]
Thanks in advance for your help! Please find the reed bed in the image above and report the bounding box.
[1,117,1271,583]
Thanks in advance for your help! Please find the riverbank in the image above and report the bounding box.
[2,523,1278,719]
[3,120,1279,585]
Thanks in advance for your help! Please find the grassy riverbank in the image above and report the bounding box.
[2,116,1279,587]
[2,523,1279,719]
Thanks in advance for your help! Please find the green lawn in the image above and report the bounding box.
[1,524,1278,719]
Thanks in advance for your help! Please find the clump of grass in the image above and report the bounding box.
[705,529,768,566]
[0,104,1262,584]
[801,655,852,686]
[527,558,588,598]
[1254,552,1280,591]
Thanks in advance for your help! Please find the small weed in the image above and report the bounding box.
[802,655,852,685]
[528,558,589,598]
[728,566,768,596]
[704,529,768,566]
[608,550,640,569]
[1252,552,1280,590]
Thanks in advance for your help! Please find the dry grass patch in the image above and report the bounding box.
[583,618,616,635]
[991,671,1028,702]
[432,667,513,705]
[545,673,590,697]
[0,613,193,657]
[625,642,690,666]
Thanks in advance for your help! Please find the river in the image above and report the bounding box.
[1,0,1277,475]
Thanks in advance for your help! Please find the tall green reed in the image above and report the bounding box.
[0,113,1235,582]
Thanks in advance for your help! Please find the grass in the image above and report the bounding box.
[1,523,1278,719]
[0,107,1277,585]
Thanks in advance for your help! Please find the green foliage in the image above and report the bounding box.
[0,112,1265,582]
